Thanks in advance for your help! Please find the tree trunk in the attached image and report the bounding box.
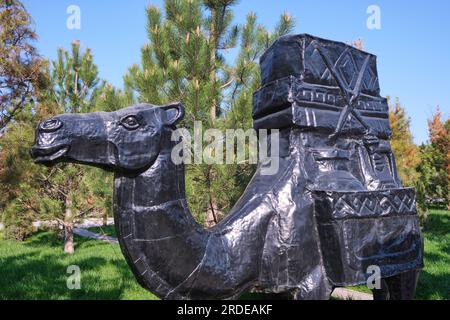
[102,209,108,226]
[206,197,221,228]
[209,8,217,122]
[64,195,75,254]
[205,205,216,228]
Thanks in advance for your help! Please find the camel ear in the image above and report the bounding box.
[161,102,185,126]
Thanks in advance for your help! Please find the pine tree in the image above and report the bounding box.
[44,41,105,252]
[219,11,295,218]
[48,41,103,113]
[0,0,46,132]
[0,104,43,240]
[126,0,294,225]
[0,42,109,252]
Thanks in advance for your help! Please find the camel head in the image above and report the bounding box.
[30,103,184,172]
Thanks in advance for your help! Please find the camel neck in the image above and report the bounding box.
[114,133,186,210]
[111,128,297,299]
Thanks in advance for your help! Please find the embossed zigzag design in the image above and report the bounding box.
[333,193,415,216]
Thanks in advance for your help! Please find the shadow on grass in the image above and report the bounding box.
[416,270,450,300]
[24,230,64,249]
[423,209,450,238]
[0,231,153,300]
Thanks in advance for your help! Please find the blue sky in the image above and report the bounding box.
[23,0,450,144]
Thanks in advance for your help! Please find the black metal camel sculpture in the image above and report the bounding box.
[31,34,423,300]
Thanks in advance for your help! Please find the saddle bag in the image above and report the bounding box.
[313,188,423,286]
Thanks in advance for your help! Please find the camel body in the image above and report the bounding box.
[113,126,422,300]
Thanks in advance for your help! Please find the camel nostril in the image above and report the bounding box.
[40,118,63,132]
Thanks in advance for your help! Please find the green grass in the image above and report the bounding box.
[0,210,448,300]
[0,231,157,300]
[348,209,450,299]
[415,209,450,299]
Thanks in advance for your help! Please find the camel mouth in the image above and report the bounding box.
[30,144,70,163]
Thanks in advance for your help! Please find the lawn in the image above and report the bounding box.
[415,209,450,299]
[0,209,448,300]
[0,231,156,300]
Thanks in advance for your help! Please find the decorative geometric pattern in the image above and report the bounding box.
[304,46,328,79]
[303,38,380,95]
[290,82,388,113]
[304,45,333,82]
[314,189,417,220]
[362,66,378,93]
[252,76,389,118]
[336,49,358,88]
[310,41,371,136]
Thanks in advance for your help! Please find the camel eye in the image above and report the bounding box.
[121,115,140,130]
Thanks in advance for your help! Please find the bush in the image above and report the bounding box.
[3,201,35,241]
